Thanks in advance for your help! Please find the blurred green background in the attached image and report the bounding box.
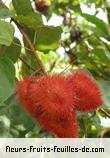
[0,0,110,138]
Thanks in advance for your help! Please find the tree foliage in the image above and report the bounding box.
[0,0,110,138]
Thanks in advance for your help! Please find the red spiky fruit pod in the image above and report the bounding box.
[16,75,78,138]
[16,77,38,116]
[37,114,79,138]
[68,71,103,112]
[35,0,48,13]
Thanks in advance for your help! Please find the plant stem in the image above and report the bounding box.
[100,108,110,118]
[19,28,46,75]
[0,0,7,8]
[19,57,35,71]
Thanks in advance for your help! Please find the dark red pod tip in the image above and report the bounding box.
[35,0,48,13]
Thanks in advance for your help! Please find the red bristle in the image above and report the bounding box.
[16,77,38,116]
[37,113,79,138]
[68,71,103,112]
[16,75,78,137]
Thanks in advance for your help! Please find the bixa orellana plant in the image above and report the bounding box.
[16,71,103,138]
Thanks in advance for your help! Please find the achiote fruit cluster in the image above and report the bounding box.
[16,71,103,138]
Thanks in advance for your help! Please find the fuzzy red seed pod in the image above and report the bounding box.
[16,77,38,116]
[37,114,79,138]
[16,75,78,138]
[68,71,103,112]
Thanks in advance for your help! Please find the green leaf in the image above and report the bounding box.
[0,58,15,103]
[0,94,37,137]
[36,26,62,51]
[12,0,33,15]
[0,9,15,19]
[20,53,37,76]
[93,48,110,65]
[0,37,21,63]
[0,115,10,137]
[14,13,43,28]
[0,20,14,46]
[98,80,110,107]
[82,13,108,36]
[4,94,36,137]
[14,14,62,50]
